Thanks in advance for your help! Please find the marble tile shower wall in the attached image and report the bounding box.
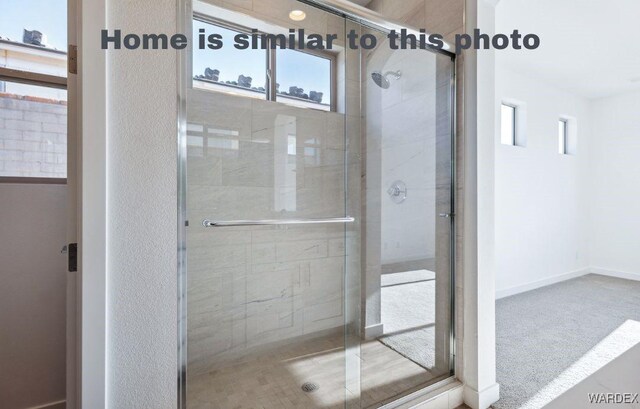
[186,89,353,375]
[373,50,438,265]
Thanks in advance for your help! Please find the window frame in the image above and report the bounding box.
[192,16,269,99]
[192,14,337,112]
[273,47,336,111]
[501,102,517,146]
[0,61,68,184]
[558,118,569,155]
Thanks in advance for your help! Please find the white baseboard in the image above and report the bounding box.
[590,267,640,282]
[496,268,590,299]
[496,267,640,299]
[447,383,465,408]
[463,383,500,409]
[364,323,384,339]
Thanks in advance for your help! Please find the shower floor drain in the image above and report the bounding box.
[301,382,320,393]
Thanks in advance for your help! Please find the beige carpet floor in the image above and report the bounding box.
[495,274,640,409]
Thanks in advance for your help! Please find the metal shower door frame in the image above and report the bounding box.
[176,0,458,407]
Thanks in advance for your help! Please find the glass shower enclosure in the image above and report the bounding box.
[178,1,456,408]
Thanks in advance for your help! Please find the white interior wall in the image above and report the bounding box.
[494,65,592,297]
[494,0,640,300]
[589,90,640,279]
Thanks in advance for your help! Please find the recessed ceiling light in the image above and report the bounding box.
[289,10,306,21]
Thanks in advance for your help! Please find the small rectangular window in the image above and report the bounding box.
[276,49,333,111]
[501,103,516,145]
[192,19,267,99]
[558,119,568,154]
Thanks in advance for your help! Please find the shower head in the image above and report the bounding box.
[371,70,402,89]
[371,72,389,89]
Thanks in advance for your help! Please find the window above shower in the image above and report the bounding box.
[192,19,267,97]
[192,17,335,112]
[276,48,333,110]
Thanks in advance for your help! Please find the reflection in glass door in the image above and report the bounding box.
[179,1,455,408]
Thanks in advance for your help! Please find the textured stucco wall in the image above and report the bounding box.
[106,0,178,407]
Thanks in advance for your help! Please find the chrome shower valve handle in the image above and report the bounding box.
[387,180,407,204]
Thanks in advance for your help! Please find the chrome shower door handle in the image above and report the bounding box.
[203,217,355,227]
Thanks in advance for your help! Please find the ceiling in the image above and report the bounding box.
[496,0,640,99]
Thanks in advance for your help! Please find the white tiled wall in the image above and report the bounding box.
[366,49,439,265]
[186,89,352,374]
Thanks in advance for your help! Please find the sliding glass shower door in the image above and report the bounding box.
[179,1,455,408]
[357,24,455,407]
[184,3,356,408]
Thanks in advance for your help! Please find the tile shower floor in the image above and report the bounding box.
[187,334,441,409]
